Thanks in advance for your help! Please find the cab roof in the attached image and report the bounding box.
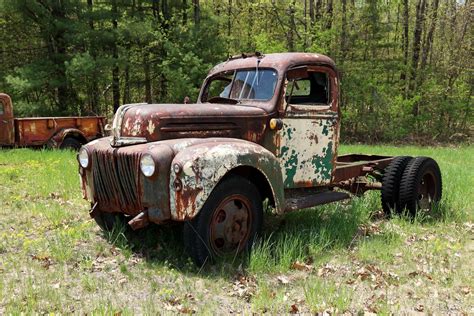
[207,52,336,77]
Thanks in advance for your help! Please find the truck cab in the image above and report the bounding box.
[199,54,340,188]
[78,53,442,266]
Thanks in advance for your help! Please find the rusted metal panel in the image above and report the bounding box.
[285,191,350,212]
[276,114,338,188]
[169,138,285,220]
[15,116,105,147]
[333,154,394,183]
[0,93,15,145]
[0,93,105,148]
[262,64,341,189]
[116,103,269,145]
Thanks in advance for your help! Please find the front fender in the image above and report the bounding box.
[170,139,284,221]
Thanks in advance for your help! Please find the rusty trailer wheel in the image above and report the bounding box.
[60,137,82,151]
[183,175,263,267]
[398,157,442,216]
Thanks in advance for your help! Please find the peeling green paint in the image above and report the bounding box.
[283,149,298,187]
[311,140,333,182]
[277,114,337,188]
[322,124,329,136]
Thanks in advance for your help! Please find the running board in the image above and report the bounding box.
[284,191,350,212]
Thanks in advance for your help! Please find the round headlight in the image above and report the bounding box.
[140,154,156,177]
[78,147,89,168]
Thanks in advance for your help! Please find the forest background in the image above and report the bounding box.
[0,0,471,142]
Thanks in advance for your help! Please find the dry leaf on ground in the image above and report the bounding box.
[277,275,290,285]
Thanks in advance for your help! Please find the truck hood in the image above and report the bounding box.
[113,103,269,146]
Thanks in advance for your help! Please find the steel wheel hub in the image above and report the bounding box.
[209,195,253,256]
[417,170,437,210]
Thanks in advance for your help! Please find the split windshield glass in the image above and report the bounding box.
[204,69,278,102]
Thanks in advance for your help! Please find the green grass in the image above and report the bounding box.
[303,277,353,313]
[0,145,472,314]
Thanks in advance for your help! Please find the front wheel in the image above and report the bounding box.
[183,175,263,267]
[93,211,128,232]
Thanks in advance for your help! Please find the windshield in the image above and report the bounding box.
[202,69,278,103]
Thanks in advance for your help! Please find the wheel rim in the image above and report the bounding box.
[417,170,438,211]
[209,194,253,257]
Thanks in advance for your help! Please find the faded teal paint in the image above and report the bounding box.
[322,124,329,136]
[283,149,298,187]
[280,145,289,157]
[278,113,337,187]
[311,140,334,182]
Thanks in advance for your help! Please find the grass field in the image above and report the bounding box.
[0,145,472,314]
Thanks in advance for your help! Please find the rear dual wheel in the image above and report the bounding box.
[398,157,442,216]
[381,156,442,216]
[183,175,263,267]
[381,156,413,215]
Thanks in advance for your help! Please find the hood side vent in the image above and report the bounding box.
[160,122,239,132]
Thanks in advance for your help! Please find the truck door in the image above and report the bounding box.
[277,66,340,188]
[0,94,15,145]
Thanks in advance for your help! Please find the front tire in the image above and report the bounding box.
[398,157,442,216]
[93,211,127,232]
[183,175,263,267]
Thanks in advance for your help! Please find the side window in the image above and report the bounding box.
[286,71,330,105]
[287,79,311,96]
[0,102,4,115]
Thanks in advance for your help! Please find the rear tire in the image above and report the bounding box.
[183,175,263,267]
[60,137,82,151]
[381,156,413,215]
[399,157,442,216]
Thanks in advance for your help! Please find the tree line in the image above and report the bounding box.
[0,0,471,142]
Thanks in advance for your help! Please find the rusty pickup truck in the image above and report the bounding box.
[78,52,442,266]
[0,93,105,150]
